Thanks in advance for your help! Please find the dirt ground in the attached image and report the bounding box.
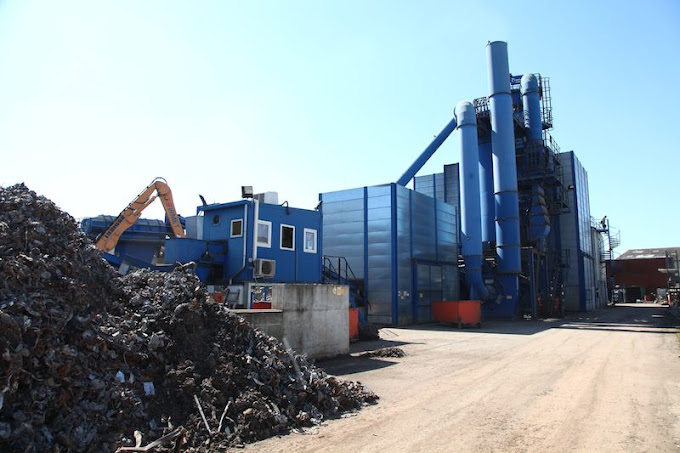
[244,303,680,452]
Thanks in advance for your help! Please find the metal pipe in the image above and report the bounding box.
[396,116,458,186]
[478,141,495,244]
[456,100,489,300]
[487,40,520,314]
[522,73,551,244]
[520,73,542,142]
[252,198,259,263]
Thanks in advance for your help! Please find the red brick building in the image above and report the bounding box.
[606,247,680,302]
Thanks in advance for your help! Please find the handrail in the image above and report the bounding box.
[323,255,358,283]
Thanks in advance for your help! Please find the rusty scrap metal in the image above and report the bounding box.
[0,184,378,452]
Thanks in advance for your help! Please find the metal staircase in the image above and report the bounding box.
[593,217,620,261]
[322,255,367,309]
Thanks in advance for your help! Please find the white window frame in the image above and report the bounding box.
[280,224,295,251]
[230,218,243,238]
[303,228,317,254]
[257,220,272,248]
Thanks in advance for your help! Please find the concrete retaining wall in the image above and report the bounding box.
[271,283,349,359]
[231,309,284,340]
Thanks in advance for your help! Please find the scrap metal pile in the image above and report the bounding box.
[0,184,377,452]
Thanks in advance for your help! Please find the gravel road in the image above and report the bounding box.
[245,303,680,452]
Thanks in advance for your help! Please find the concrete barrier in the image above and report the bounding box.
[271,283,349,358]
[231,309,284,340]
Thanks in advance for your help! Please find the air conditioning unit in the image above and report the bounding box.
[253,192,279,204]
[253,258,276,278]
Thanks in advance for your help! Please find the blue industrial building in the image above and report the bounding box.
[321,41,609,324]
[321,184,459,326]
[165,197,322,285]
[558,151,607,312]
[84,40,610,325]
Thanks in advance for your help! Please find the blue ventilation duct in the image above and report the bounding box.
[520,73,542,142]
[456,101,489,301]
[487,41,520,316]
[528,185,551,244]
[397,116,458,186]
[521,73,551,245]
[478,140,495,245]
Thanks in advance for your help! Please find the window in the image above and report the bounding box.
[303,228,317,253]
[280,224,295,251]
[257,220,272,248]
[230,219,243,238]
[212,215,220,225]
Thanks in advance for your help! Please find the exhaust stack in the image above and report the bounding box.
[456,100,489,301]
[487,41,520,315]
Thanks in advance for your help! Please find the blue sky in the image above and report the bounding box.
[1,0,678,254]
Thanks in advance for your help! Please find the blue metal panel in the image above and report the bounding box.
[363,187,369,303]
[443,164,460,206]
[322,183,459,326]
[413,173,436,199]
[436,202,458,263]
[558,151,595,312]
[571,152,586,311]
[322,191,365,278]
[443,163,461,244]
[396,185,413,324]
[390,184,399,325]
[256,203,322,283]
[366,185,394,323]
[409,191,417,321]
[557,151,579,310]
[411,191,437,261]
[571,152,594,311]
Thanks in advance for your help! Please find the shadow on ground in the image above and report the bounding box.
[316,338,414,376]
[384,303,678,337]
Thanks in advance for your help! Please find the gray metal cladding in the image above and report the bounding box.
[442,264,459,301]
[437,204,458,262]
[322,183,459,325]
[411,190,437,260]
[558,151,597,312]
[321,188,365,278]
[366,185,393,319]
[396,186,414,324]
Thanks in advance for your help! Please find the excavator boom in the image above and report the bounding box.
[95,177,185,253]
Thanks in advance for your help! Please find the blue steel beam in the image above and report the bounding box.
[396,116,458,186]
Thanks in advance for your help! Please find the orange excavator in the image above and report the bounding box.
[95,177,185,253]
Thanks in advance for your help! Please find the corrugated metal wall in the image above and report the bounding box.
[414,163,460,244]
[413,163,460,205]
[559,151,598,311]
[367,185,394,323]
[322,184,459,326]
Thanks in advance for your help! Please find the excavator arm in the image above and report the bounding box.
[95,177,186,253]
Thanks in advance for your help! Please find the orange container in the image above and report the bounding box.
[209,292,225,303]
[252,302,272,309]
[349,308,359,340]
[432,300,481,327]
